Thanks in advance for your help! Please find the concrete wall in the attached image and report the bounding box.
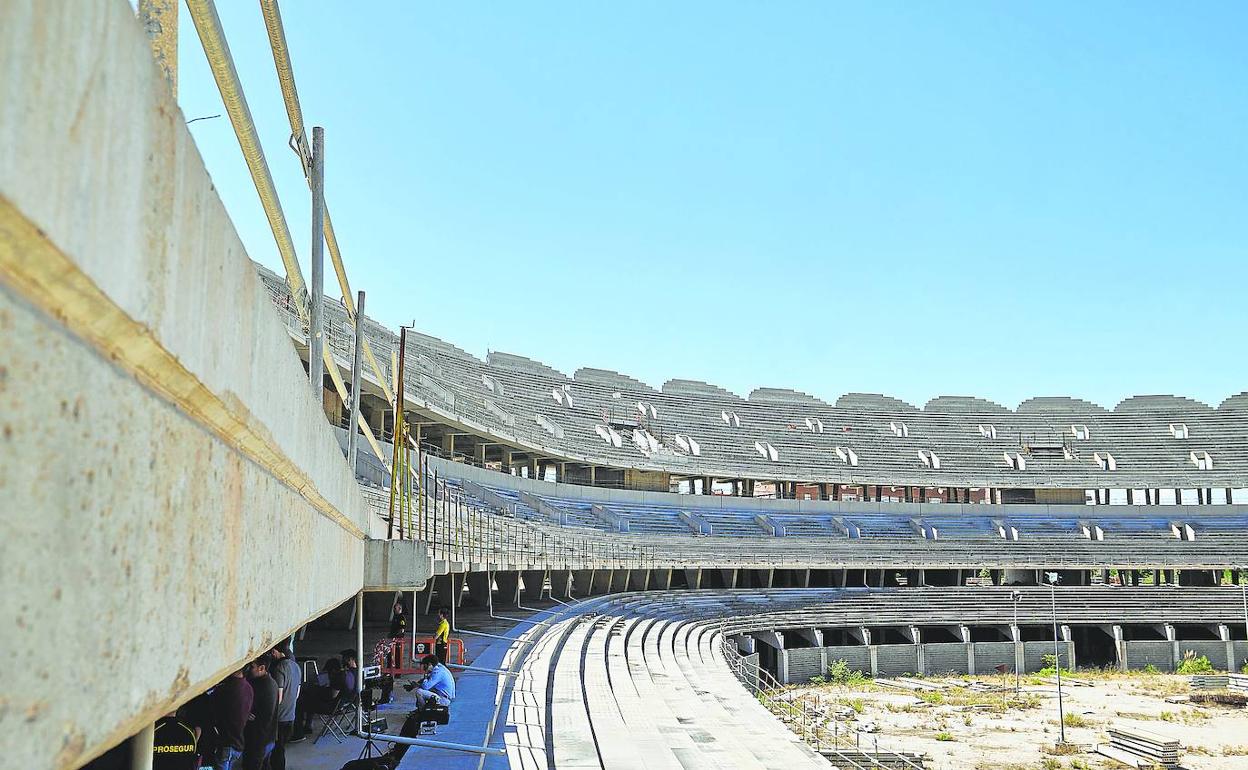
[924,643,969,675]
[1023,641,1073,672]
[1178,641,1228,671]
[1124,641,1175,672]
[0,3,369,768]
[786,648,826,683]
[875,645,920,677]
[971,642,1017,675]
[823,646,871,677]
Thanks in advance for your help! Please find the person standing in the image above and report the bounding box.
[389,598,407,639]
[267,644,301,770]
[434,606,451,664]
[212,669,253,770]
[152,711,199,770]
[243,657,279,770]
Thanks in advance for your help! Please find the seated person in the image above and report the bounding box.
[407,655,455,710]
[291,658,347,740]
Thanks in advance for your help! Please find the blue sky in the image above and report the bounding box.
[175,2,1247,410]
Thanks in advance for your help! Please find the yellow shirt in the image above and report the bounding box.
[434,618,450,643]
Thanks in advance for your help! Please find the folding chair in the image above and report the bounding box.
[312,695,356,745]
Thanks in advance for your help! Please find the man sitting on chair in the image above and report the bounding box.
[411,654,454,708]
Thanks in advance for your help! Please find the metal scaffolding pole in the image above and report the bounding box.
[346,289,364,473]
[308,126,326,394]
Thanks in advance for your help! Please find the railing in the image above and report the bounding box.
[719,637,926,769]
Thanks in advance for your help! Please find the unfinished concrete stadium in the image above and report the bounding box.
[2,3,1246,770]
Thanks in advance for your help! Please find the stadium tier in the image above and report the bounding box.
[259,264,1248,497]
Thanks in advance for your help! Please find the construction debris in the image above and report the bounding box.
[1096,724,1180,769]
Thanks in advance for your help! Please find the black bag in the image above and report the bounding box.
[414,703,450,726]
[338,759,393,770]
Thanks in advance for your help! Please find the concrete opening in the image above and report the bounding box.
[1071,626,1117,668]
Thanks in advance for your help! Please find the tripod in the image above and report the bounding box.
[355,700,387,761]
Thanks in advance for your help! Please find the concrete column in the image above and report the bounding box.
[720,569,738,589]
[683,569,703,589]
[129,721,155,770]
[495,571,521,607]
[628,569,650,591]
[1165,624,1178,671]
[910,626,925,675]
[463,572,491,607]
[571,569,595,597]
[1220,625,1234,673]
[1113,625,1126,671]
[1011,624,1024,675]
[592,569,614,595]
[793,628,823,647]
[521,570,546,601]
[650,568,673,590]
[961,625,975,674]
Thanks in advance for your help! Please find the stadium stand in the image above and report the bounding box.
[259,266,1248,498]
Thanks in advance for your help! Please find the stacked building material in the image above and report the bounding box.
[1097,725,1180,769]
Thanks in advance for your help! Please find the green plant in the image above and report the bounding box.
[1040,758,1061,770]
[826,658,868,686]
[1063,713,1091,728]
[809,675,826,685]
[1143,664,1159,674]
[1037,654,1073,678]
[1240,660,1248,675]
[1071,760,1092,769]
[934,731,955,742]
[1176,652,1214,675]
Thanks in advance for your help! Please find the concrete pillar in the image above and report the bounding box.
[910,626,925,675]
[495,571,521,607]
[683,569,702,589]
[720,569,738,589]
[572,569,595,597]
[793,628,823,647]
[521,570,546,601]
[592,569,614,595]
[960,625,975,674]
[1011,624,1024,675]
[1113,625,1126,671]
[628,569,650,591]
[1220,625,1234,673]
[463,572,491,607]
[1165,623,1178,671]
[550,570,573,599]
[650,568,673,590]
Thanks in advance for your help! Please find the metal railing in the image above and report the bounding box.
[719,637,926,769]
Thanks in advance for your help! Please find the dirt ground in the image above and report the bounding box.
[788,671,1248,770]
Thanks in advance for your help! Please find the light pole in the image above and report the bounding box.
[1011,590,1022,698]
[1047,572,1066,745]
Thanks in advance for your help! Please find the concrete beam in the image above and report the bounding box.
[0,5,371,768]
[364,539,432,591]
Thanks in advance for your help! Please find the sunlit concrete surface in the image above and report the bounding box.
[0,2,369,768]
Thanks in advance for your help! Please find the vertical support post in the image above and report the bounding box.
[139,0,178,95]
[308,126,326,395]
[129,722,155,770]
[355,591,364,736]
[347,290,365,474]
[1051,580,1066,744]
[387,327,407,539]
